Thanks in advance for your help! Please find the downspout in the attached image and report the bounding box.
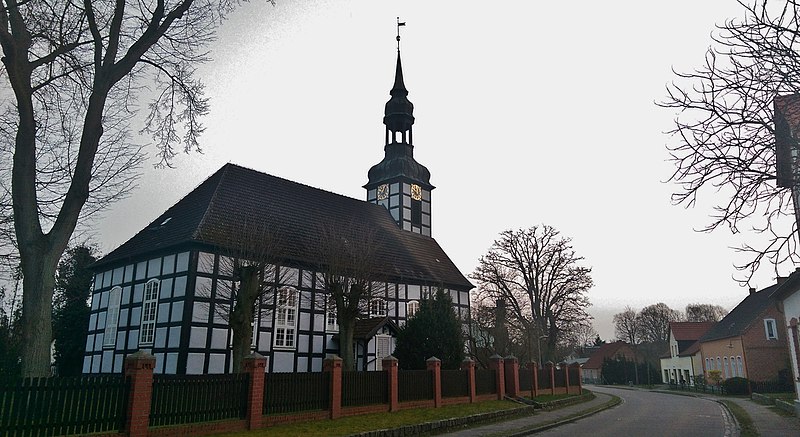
[740,335,752,395]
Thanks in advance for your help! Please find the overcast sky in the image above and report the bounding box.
[96,0,793,340]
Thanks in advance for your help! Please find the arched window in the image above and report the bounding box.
[274,287,297,349]
[406,300,420,318]
[370,299,387,317]
[103,287,122,348]
[139,280,160,346]
[723,357,729,379]
[737,356,743,377]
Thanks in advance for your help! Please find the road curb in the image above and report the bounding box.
[503,393,622,437]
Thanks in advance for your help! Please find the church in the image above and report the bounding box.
[82,46,473,375]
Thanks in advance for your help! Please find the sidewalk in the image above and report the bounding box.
[701,394,800,437]
[435,391,617,437]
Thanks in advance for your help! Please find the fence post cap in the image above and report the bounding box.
[489,354,503,360]
[382,355,398,362]
[461,357,474,364]
[126,350,155,360]
[244,352,265,360]
[324,354,343,361]
[503,354,517,362]
[426,356,441,363]
[545,361,555,367]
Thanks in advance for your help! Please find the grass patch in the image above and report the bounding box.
[763,392,795,401]
[218,400,521,437]
[768,405,794,417]
[721,400,757,437]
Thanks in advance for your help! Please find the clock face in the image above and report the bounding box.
[377,184,389,200]
[411,184,422,201]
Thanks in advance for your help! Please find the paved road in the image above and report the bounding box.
[536,386,735,437]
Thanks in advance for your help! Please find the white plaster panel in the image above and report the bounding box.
[173,276,187,297]
[94,274,102,291]
[157,303,170,323]
[101,351,113,373]
[208,354,226,374]
[189,327,207,348]
[113,354,124,373]
[297,357,308,372]
[116,332,126,350]
[313,335,324,354]
[99,291,108,309]
[96,312,106,330]
[210,328,228,349]
[135,261,147,281]
[171,301,183,323]
[313,313,325,332]
[130,307,141,327]
[127,330,139,349]
[197,252,215,274]
[155,327,167,348]
[257,332,271,352]
[272,352,294,372]
[298,335,309,353]
[85,334,95,352]
[102,271,111,288]
[407,285,420,300]
[186,353,205,374]
[160,278,173,300]
[165,353,178,374]
[192,302,209,323]
[133,283,143,303]
[89,313,97,331]
[123,265,133,283]
[121,287,131,305]
[195,276,212,298]
[162,254,175,275]
[82,356,91,373]
[176,252,189,273]
[147,258,161,278]
[91,355,101,373]
[168,326,181,348]
[153,353,164,374]
[112,268,123,286]
[299,312,310,331]
[312,358,323,372]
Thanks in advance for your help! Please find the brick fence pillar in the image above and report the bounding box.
[531,362,539,398]
[124,351,155,437]
[545,361,555,395]
[243,353,267,429]
[323,355,343,419]
[383,355,399,412]
[461,358,476,403]
[489,354,505,400]
[504,355,519,398]
[426,357,442,408]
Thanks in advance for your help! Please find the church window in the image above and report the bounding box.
[103,287,122,348]
[406,300,419,318]
[274,287,298,349]
[140,280,160,346]
[370,299,387,317]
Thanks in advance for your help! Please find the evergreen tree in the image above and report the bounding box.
[394,288,465,370]
[52,245,97,376]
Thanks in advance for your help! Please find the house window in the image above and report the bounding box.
[737,356,743,377]
[326,304,338,332]
[716,357,721,373]
[139,280,160,346]
[764,318,778,340]
[406,300,420,318]
[729,356,737,377]
[274,287,297,349]
[723,357,729,378]
[370,299,387,317]
[103,287,122,348]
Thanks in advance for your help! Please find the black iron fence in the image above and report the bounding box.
[342,371,387,407]
[538,368,551,389]
[149,373,249,427]
[519,368,532,391]
[263,372,329,415]
[441,370,469,398]
[0,375,129,437]
[475,369,497,395]
[398,370,433,402]
[750,380,794,394]
[554,368,566,387]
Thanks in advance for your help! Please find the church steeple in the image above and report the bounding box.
[365,31,434,237]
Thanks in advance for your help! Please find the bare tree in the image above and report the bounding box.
[685,303,729,322]
[637,303,684,344]
[613,306,642,345]
[0,0,264,376]
[197,218,284,373]
[471,225,593,364]
[316,222,386,371]
[659,0,800,284]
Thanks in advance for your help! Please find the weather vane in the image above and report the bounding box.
[396,17,406,51]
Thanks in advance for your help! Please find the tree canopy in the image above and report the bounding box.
[393,288,464,370]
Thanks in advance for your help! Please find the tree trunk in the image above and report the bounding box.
[229,267,258,373]
[19,248,60,377]
[339,319,356,371]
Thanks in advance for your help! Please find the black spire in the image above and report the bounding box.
[383,52,414,134]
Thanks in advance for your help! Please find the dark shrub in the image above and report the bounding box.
[723,377,749,395]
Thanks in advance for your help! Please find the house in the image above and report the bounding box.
[82,49,473,375]
[770,267,800,411]
[698,281,790,383]
[581,341,636,384]
[659,321,715,385]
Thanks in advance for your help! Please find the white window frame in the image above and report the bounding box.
[103,287,122,348]
[406,300,420,318]
[273,287,298,349]
[765,318,778,340]
[370,298,387,317]
[139,279,160,346]
[326,304,338,332]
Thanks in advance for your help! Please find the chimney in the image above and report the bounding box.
[749,287,756,295]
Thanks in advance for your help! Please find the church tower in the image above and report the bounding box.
[365,45,434,236]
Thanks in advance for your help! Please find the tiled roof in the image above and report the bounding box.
[96,164,473,289]
[770,269,800,301]
[353,317,399,340]
[680,341,702,357]
[670,322,716,342]
[583,341,633,370]
[699,283,780,343]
